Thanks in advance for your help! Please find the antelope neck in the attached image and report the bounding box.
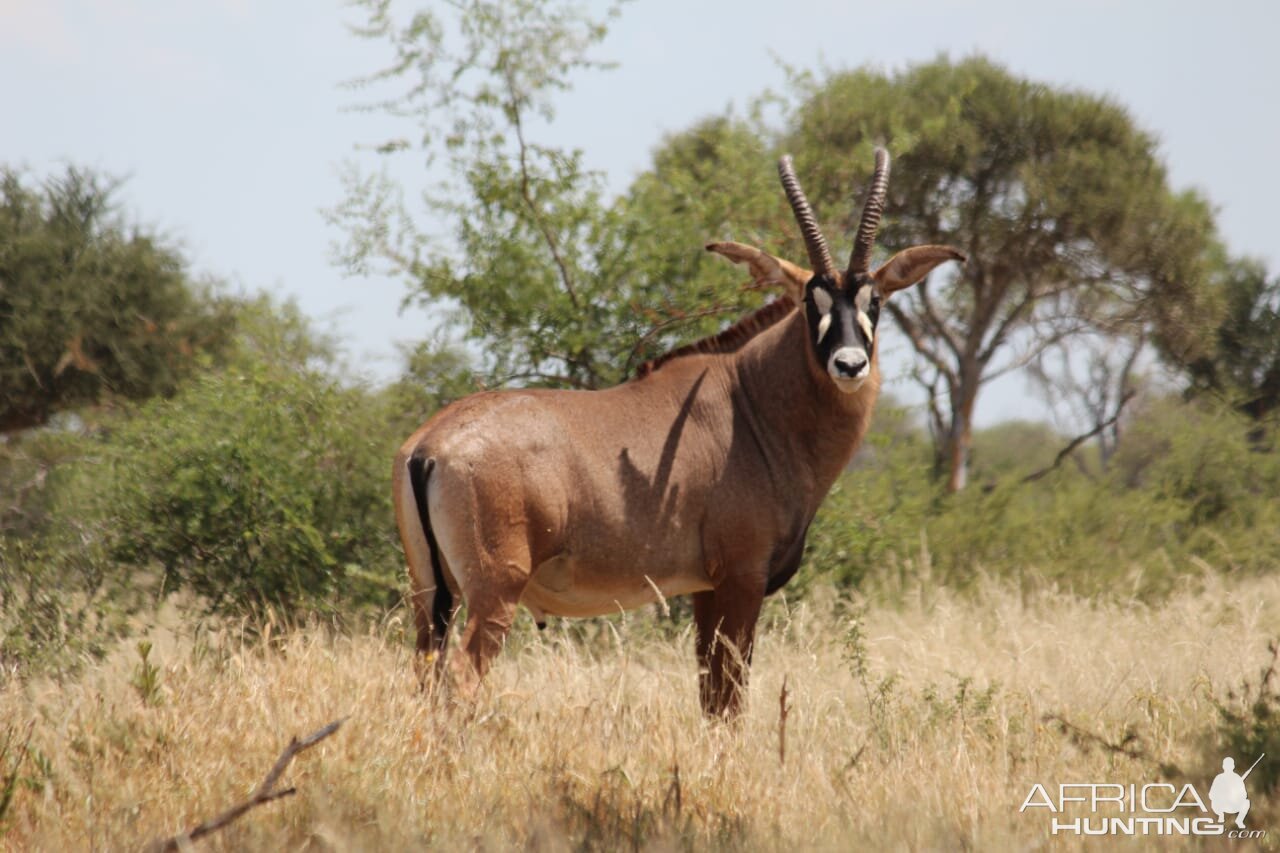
[731,308,879,489]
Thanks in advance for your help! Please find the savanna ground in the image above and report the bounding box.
[3,562,1278,851]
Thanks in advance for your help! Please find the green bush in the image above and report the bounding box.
[2,299,412,677]
[0,534,140,676]
[93,358,401,617]
[1,299,421,675]
[1,425,141,675]
[1115,396,1280,529]
[804,396,1280,599]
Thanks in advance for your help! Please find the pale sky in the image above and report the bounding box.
[2,0,1277,426]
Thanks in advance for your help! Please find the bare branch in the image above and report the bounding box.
[623,304,739,376]
[921,369,948,445]
[978,288,1038,365]
[144,718,345,853]
[504,68,580,311]
[886,302,956,386]
[1117,331,1145,402]
[902,362,951,458]
[913,278,963,361]
[1042,713,1146,761]
[979,319,1093,384]
[1021,389,1136,484]
[966,275,1012,358]
[488,368,596,390]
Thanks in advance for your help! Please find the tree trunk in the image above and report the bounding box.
[944,413,970,492]
[944,372,980,493]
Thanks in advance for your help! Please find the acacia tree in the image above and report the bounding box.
[788,57,1220,490]
[336,0,654,389]
[0,167,236,433]
[333,2,804,389]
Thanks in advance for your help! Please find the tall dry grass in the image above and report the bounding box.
[2,571,1277,851]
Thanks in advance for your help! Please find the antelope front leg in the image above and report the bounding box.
[693,583,763,719]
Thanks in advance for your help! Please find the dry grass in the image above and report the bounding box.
[2,572,1278,851]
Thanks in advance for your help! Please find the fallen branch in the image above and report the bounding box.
[145,718,345,852]
[1042,713,1145,760]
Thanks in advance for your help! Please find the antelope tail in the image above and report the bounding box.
[406,450,453,639]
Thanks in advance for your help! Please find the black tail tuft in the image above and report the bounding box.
[406,449,453,640]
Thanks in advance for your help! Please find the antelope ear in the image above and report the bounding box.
[705,241,809,303]
[872,245,966,296]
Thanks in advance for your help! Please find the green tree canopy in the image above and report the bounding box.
[0,166,236,433]
[333,0,634,389]
[786,56,1221,490]
[334,2,796,388]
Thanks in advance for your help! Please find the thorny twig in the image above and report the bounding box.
[623,303,738,377]
[144,718,345,852]
[778,675,791,766]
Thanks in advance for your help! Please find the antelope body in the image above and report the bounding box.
[394,151,964,716]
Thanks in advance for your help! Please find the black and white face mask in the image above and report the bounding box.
[804,273,880,393]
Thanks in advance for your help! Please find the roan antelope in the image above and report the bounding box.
[393,149,965,717]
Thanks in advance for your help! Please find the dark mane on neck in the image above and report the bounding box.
[634,297,797,379]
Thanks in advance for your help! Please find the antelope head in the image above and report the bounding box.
[710,149,966,393]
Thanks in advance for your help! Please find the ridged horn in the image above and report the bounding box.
[777,155,835,278]
[848,147,890,276]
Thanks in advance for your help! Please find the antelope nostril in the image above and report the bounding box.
[833,354,867,377]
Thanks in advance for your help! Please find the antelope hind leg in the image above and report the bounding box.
[449,557,530,701]
[409,578,459,688]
